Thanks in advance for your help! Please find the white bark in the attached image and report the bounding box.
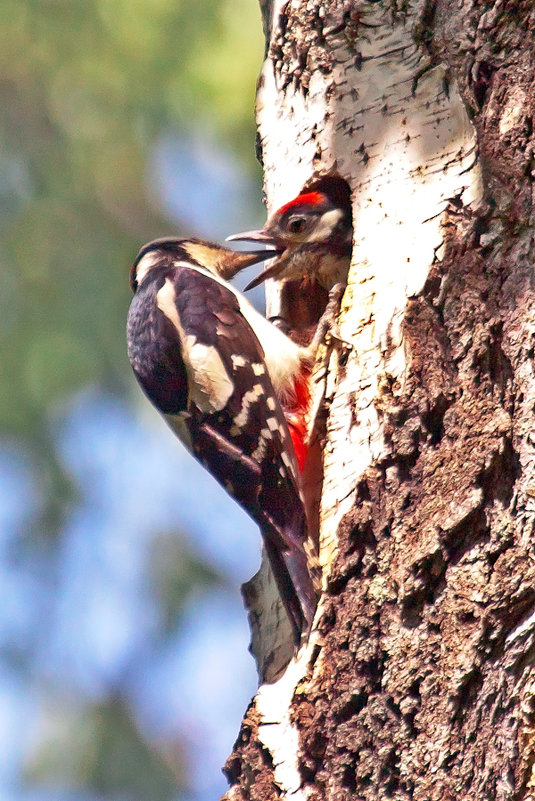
[256,646,313,801]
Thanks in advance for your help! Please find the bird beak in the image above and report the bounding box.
[216,246,279,280]
[226,229,286,289]
[226,228,277,246]
[244,258,286,291]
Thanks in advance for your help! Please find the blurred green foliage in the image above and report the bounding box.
[1,0,262,437]
[0,0,264,798]
[26,694,183,801]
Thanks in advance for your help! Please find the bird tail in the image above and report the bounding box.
[262,510,318,645]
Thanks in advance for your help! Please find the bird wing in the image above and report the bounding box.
[156,265,316,638]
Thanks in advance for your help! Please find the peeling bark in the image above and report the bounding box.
[224,2,535,799]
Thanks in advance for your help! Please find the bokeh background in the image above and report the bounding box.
[1,2,267,799]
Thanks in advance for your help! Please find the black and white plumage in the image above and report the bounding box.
[127,238,317,642]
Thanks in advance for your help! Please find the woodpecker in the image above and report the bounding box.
[126,237,321,642]
[227,190,352,291]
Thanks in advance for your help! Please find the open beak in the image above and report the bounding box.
[217,246,279,279]
[244,259,285,291]
[225,229,285,289]
[226,228,278,246]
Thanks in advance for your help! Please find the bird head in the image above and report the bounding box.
[130,237,278,292]
[226,192,352,289]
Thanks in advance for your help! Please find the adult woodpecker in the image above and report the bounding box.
[126,237,321,642]
[227,190,352,291]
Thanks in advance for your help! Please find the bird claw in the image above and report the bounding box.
[312,283,352,354]
[328,282,347,305]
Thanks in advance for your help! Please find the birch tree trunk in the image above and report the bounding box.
[224,2,535,799]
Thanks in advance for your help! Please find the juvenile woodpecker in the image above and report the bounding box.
[227,190,352,291]
[126,237,320,642]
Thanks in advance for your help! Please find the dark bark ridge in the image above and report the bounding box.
[300,231,535,800]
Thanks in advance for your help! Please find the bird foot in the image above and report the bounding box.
[310,283,351,355]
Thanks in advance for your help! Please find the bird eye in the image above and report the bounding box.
[287,216,308,234]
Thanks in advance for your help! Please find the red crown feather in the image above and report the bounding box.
[277,191,327,216]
